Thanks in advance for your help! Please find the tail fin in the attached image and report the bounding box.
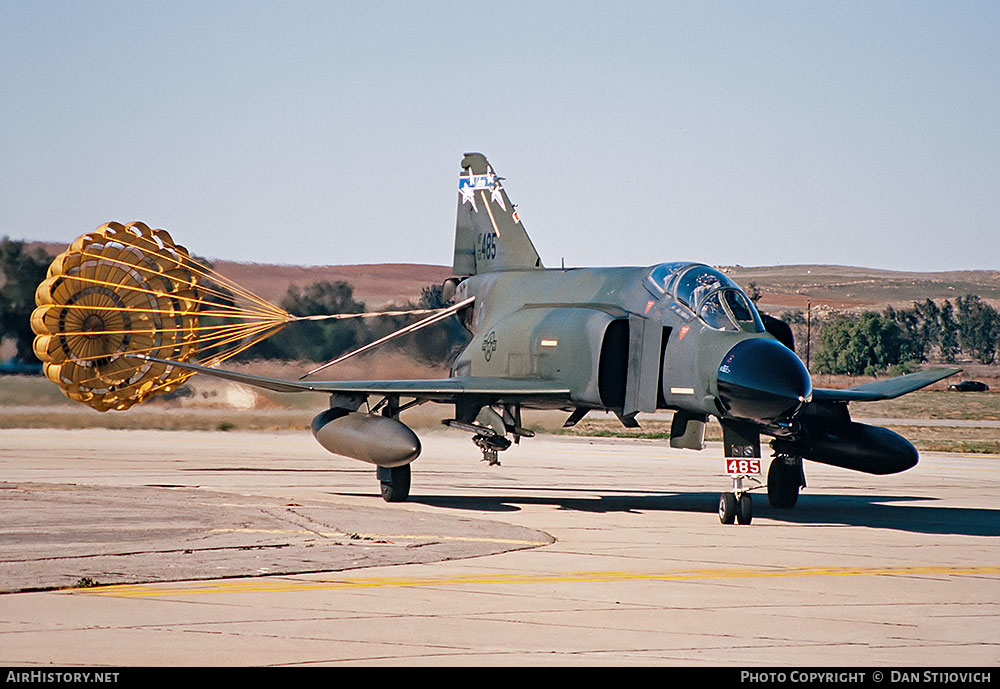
[452,153,543,276]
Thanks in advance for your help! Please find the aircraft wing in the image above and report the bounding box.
[139,355,571,402]
[811,367,961,403]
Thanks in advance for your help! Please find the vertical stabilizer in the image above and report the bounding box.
[452,153,543,276]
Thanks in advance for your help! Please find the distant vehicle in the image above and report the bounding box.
[0,359,42,376]
[949,381,989,392]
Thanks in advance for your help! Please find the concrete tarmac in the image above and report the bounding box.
[1,428,998,666]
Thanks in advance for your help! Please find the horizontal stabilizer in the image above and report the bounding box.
[812,367,961,403]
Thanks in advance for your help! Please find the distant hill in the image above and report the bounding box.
[725,264,1000,314]
[212,260,452,307]
[24,241,1000,313]
[27,241,451,308]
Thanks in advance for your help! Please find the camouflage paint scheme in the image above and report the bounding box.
[155,153,959,518]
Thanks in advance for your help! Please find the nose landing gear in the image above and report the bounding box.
[719,473,760,525]
[719,421,762,525]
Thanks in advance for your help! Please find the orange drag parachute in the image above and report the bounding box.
[31,222,289,411]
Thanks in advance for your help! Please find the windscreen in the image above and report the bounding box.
[724,289,756,323]
[699,292,739,331]
[674,266,736,309]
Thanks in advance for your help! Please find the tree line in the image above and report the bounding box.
[0,239,50,363]
[780,296,999,377]
[0,237,467,367]
[2,236,995,375]
[244,279,469,366]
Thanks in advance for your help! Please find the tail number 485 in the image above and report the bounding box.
[477,232,497,261]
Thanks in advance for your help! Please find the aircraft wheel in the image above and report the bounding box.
[737,493,753,525]
[378,464,411,503]
[767,457,800,508]
[719,492,737,524]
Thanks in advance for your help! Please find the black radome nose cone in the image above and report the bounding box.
[717,338,812,422]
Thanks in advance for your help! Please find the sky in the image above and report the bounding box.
[2,1,998,272]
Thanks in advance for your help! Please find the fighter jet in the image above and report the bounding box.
[151,153,959,524]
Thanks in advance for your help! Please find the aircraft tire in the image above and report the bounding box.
[379,464,411,503]
[737,493,753,525]
[767,458,800,509]
[719,492,737,524]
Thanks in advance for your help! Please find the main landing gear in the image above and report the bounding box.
[371,395,416,503]
[378,464,411,503]
[766,454,804,508]
[375,404,532,503]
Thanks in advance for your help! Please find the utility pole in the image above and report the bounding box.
[806,300,812,371]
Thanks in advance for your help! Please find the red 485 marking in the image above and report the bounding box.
[725,459,761,476]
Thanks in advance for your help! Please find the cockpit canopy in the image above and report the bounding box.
[645,263,764,333]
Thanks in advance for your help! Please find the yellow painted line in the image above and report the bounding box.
[209,528,549,547]
[77,565,1000,598]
